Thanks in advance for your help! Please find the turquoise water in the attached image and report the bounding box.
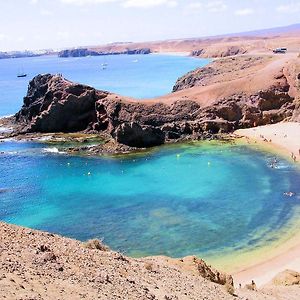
[1,140,300,259]
[0,54,209,116]
[1,53,300,262]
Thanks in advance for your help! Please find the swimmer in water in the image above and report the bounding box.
[283,192,295,197]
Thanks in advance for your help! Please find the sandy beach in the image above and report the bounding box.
[233,122,300,287]
[235,122,300,163]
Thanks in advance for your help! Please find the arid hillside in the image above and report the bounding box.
[88,23,300,57]
[1,222,300,300]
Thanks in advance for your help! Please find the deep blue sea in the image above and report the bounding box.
[1,54,300,267]
[0,54,209,117]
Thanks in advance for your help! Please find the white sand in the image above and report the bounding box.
[235,122,300,162]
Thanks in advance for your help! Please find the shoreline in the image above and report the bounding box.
[1,122,300,288]
[231,122,300,287]
[235,122,300,164]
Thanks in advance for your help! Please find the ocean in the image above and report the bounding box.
[0,54,210,117]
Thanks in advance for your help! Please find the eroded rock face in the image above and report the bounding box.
[15,74,107,133]
[113,122,165,148]
[14,61,297,149]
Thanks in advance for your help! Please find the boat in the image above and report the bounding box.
[17,66,27,78]
[17,73,27,78]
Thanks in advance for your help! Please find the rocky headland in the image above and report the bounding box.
[2,52,298,156]
[58,48,151,58]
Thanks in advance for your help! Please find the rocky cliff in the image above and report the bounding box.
[13,54,299,150]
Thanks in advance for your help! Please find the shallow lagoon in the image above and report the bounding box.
[1,140,300,263]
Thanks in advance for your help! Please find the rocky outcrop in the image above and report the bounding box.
[58,48,151,57]
[271,270,300,286]
[12,55,299,149]
[191,46,247,58]
[15,74,106,133]
[58,48,101,57]
[113,122,165,148]
[13,63,297,149]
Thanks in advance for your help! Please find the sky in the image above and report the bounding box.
[0,0,299,51]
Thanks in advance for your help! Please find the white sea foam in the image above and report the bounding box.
[43,147,66,154]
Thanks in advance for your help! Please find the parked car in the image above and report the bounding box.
[273,47,287,53]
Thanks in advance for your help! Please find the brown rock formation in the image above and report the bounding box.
[13,54,299,150]
[15,74,104,133]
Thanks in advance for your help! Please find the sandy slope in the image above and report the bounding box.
[143,52,298,109]
[0,222,236,300]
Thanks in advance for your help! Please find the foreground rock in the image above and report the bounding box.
[10,53,299,152]
[1,222,300,299]
[271,270,300,286]
[0,222,235,300]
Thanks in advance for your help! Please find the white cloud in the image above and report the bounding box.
[235,8,254,16]
[60,0,117,5]
[60,0,177,7]
[186,1,227,14]
[30,0,39,4]
[187,2,203,10]
[206,1,227,12]
[122,0,177,8]
[277,2,300,13]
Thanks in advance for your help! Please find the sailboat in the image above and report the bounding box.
[17,73,27,78]
[101,56,108,69]
[17,66,27,78]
